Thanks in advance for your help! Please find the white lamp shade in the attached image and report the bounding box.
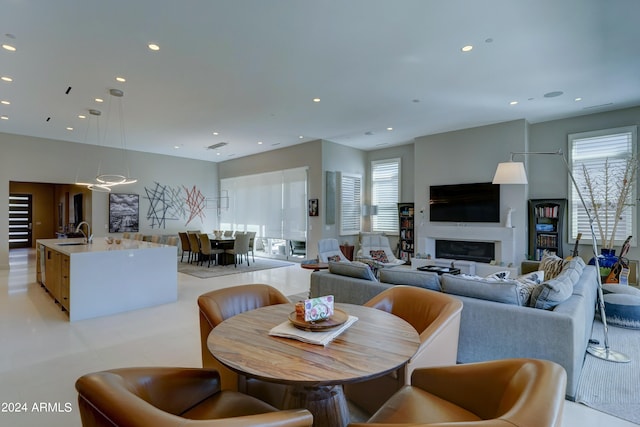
[492,162,528,185]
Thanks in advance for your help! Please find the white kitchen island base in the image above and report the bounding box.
[37,238,178,322]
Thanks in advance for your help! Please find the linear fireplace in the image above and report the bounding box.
[435,239,495,264]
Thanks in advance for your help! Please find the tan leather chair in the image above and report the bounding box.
[198,284,291,408]
[348,358,567,427]
[345,285,463,415]
[75,367,313,427]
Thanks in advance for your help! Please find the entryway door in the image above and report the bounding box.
[9,194,33,249]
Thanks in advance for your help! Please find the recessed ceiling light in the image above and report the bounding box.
[299,135,304,139]
[78,114,86,119]
[66,127,73,131]
[509,101,519,105]
[213,131,219,135]
[216,152,221,156]
[461,45,473,52]
[95,98,104,103]
[312,98,321,103]
[1,100,10,105]
[2,44,16,52]
[1,115,8,120]
[574,97,582,102]
[115,76,126,83]
[148,43,160,51]
[174,145,180,149]
[257,141,263,145]
[1,76,13,82]
[387,127,393,131]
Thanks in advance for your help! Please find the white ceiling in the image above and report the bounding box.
[1,0,640,163]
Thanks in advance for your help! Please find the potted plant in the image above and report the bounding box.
[582,156,637,276]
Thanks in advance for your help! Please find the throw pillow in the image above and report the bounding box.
[512,271,544,306]
[539,252,566,280]
[530,257,585,309]
[369,250,389,263]
[328,261,377,281]
[485,270,511,281]
[327,255,342,262]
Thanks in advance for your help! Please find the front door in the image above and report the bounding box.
[9,194,33,249]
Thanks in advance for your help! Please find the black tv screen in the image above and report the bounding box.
[429,182,500,223]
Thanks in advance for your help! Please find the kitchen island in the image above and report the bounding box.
[36,238,177,321]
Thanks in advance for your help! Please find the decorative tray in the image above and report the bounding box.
[288,308,348,331]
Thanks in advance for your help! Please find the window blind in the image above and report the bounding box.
[371,158,400,234]
[339,173,362,235]
[568,126,637,246]
[220,167,308,241]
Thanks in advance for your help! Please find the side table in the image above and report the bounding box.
[339,244,354,261]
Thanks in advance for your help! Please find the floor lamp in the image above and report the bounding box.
[493,150,630,363]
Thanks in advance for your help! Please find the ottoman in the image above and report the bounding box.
[601,284,640,329]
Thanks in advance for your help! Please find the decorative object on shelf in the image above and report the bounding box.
[308,198,318,216]
[505,207,514,228]
[582,156,637,250]
[493,149,630,363]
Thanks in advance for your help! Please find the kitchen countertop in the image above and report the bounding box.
[38,238,170,255]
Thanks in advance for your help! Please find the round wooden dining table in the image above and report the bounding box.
[207,303,420,427]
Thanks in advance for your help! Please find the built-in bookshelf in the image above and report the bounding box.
[528,199,566,261]
[398,202,414,262]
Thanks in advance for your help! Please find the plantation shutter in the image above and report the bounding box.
[371,158,400,234]
[339,173,362,235]
[568,126,637,246]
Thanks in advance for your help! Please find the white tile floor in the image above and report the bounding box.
[0,248,636,427]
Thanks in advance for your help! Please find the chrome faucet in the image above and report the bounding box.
[75,221,93,243]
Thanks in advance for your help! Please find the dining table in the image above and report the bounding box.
[207,234,235,265]
[207,302,420,427]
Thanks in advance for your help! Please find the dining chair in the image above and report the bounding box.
[151,235,161,243]
[122,232,131,239]
[344,285,463,415]
[165,236,178,247]
[178,232,192,263]
[347,358,566,427]
[75,366,313,427]
[198,233,224,267]
[133,233,144,241]
[223,230,234,237]
[187,232,201,264]
[247,231,257,262]
[198,284,291,409]
[225,232,250,267]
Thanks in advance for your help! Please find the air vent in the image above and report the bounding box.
[207,142,228,150]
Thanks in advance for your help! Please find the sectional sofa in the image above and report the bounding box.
[309,257,598,400]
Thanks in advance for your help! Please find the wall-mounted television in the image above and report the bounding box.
[429,182,500,223]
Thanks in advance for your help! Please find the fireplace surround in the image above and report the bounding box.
[436,239,495,264]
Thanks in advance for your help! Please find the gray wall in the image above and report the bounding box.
[529,106,640,262]
[0,132,218,269]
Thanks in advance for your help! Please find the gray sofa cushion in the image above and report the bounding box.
[440,274,524,305]
[379,268,441,291]
[328,261,377,281]
[530,257,585,309]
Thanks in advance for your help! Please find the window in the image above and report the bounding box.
[371,158,400,234]
[339,173,361,235]
[568,126,637,246]
[220,167,308,242]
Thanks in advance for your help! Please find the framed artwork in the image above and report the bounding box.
[109,193,140,233]
[308,198,319,217]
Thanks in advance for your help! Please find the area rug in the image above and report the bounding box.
[575,320,640,424]
[178,258,294,278]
